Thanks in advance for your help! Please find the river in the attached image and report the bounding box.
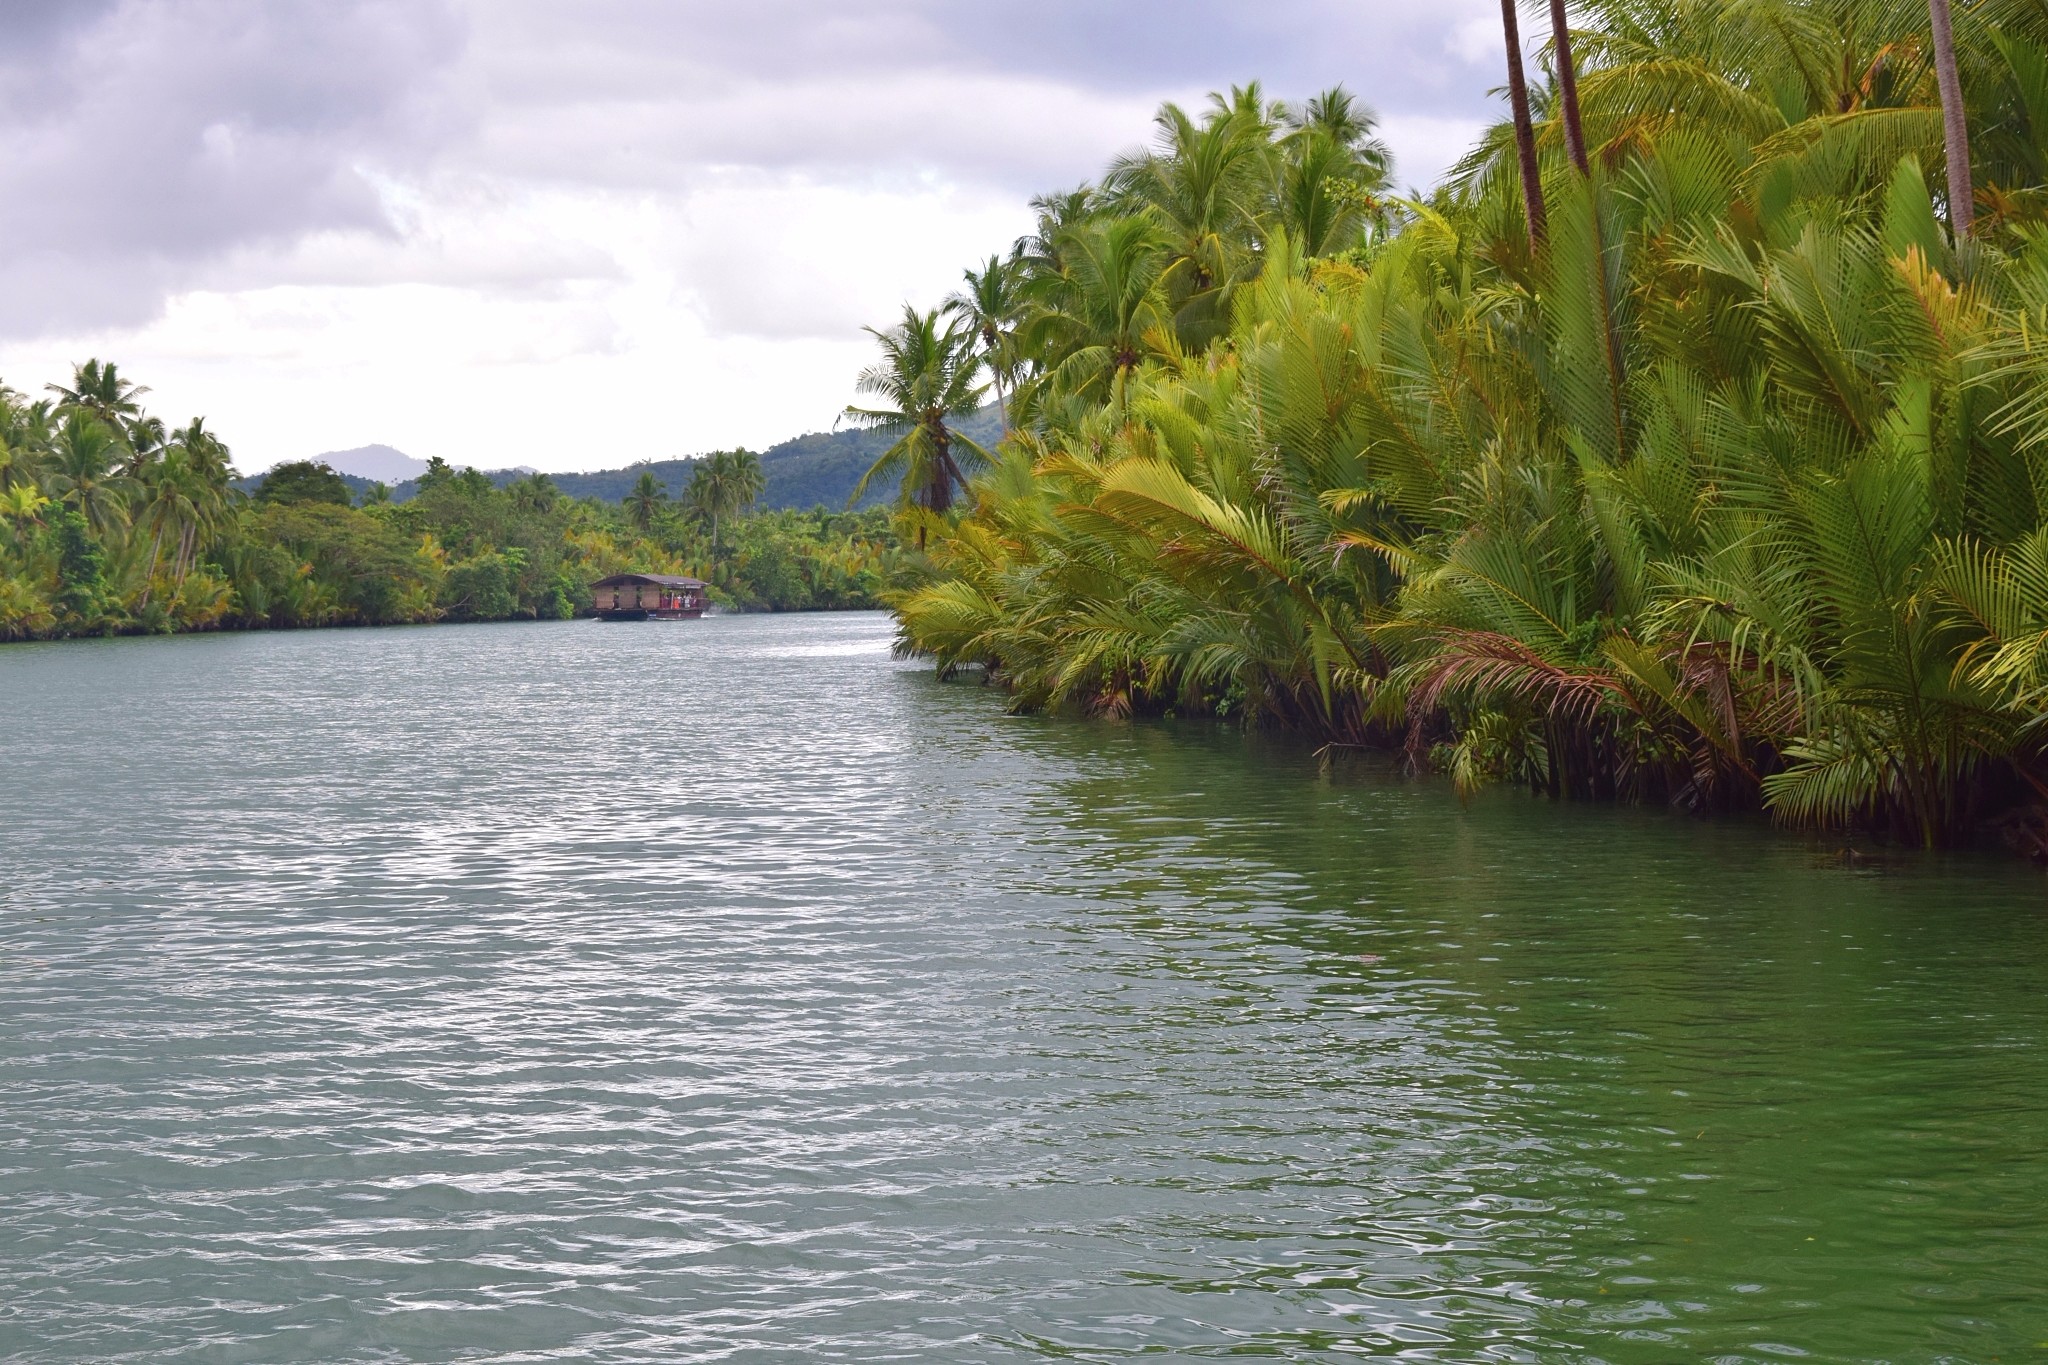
[2,611,2044,1362]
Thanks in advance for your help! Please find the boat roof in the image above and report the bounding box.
[592,573,707,588]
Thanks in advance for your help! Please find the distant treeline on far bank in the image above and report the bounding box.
[1,365,908,640]
[279,407,1003,512]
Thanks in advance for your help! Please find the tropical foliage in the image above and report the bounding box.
[687,449,767,556]
[868,9,2048,848]
[0,377,903,643]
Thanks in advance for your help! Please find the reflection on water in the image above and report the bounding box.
[1,612,2044,1362]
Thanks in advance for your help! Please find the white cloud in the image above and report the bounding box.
[1448,16,1507,67]
[671,175,1035,341]
[0,0,1520,473]
[1380,115,1493,190]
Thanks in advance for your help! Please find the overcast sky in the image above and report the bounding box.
[0,1,1512,473]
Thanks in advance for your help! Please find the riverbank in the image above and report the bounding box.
[0,600,884,647]
[2,392,904,641]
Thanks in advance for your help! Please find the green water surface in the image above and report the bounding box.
[1,612,2043,1362]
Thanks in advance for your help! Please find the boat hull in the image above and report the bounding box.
[595,608,705,621]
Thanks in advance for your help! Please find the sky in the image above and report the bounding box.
[0,1,1514,474]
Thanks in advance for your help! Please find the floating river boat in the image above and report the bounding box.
[591,573,708,621]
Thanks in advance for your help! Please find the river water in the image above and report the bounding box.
[2,611,2044,1363]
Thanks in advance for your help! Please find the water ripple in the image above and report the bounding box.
[2,613,2046,1361]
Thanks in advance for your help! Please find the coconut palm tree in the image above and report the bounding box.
[723,450,764,512]
[509,471,559,515]
[0,396,55,492]
[171,418,234,486]
[1105,95,1273,315]
[134,448,204,606]
[149,423,235,589]
[688,450,764,558]
[41,413,132,539]
[846,307,991,544]
[944,250,1026,435]
[47,360,149,442]
[1017,186,1100,279]
[1280,87,1387,164]
[121,414,167,477]
[1014,213,1172,411]
[625,470,667,535]
[1275,126,1392,256]
[0,480,48,524]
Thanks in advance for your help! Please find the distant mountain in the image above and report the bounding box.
[246,407,1008,511]
[743,406,1005,510]
[378,407,1007,510]
[308,444,428,483]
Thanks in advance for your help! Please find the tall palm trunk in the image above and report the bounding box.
[1548,0,1623,447]
[927,419,955,516]
[1548,0,1589,174]
[1928,0,1974,235]
[984,329,1011,438]
[1501,0,1548,242]
[139,521,164,608]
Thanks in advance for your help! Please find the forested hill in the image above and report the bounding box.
[281,407,1005,509]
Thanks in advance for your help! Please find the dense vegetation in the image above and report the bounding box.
[871,0,2048,848]
[0,373,902,638]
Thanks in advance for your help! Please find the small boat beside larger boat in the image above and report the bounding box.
[591,573,708,620]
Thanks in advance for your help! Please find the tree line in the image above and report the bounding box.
[0,369,904,638]
[859,0,2048,850]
